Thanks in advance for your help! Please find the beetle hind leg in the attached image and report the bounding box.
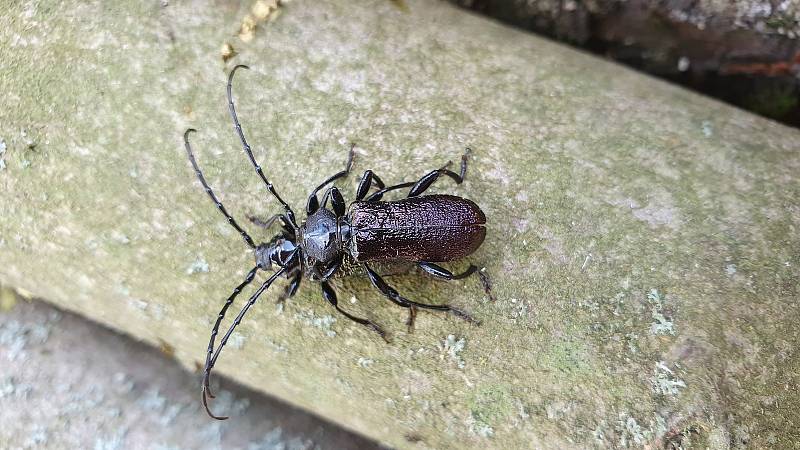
[363,263,480,325]
[418,262,495,302]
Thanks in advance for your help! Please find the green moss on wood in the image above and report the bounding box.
[1,0,798,448]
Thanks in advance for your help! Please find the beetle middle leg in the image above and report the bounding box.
[363,263,479,325]
[362,147,472,201]
[407,147,471,197]
[320,281,388,341]
[418,262,495,302]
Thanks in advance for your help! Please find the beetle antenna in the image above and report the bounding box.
[226,65,298,229]
[184,129,256,249]
[202,251,297,420]
[202,265,259,400]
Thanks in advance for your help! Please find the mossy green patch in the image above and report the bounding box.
[1,0,799,448]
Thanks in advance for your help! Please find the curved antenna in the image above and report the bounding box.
[202,250,299,420]
[201,265,259,401]
[184,129,256,249]
[226,65,298,228]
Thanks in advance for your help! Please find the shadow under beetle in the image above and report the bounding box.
[184,65,492,419]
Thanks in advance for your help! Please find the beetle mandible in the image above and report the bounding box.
[184,65,492,419]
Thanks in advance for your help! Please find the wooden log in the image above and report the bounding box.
[1,0,798,448]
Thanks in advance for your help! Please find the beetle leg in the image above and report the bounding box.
[418,262,477,279]
[418,262,495,302]
[319,187,346,217]
[364,181,414,202]
[406,305,418,333]
[363,263,480,325]
[320,254,343,281]
[408,148,471,198]
[320,281,388,341]
[306,144,355,214]
[247,213,295,238]
[355,169,386,201]
[277,269,302,306]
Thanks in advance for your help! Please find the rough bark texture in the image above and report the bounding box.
[1,0,799,448]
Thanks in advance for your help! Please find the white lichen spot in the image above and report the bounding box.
[350,295,358,304]
[647,289,676,336]
[0,319,51,361]
[265,338,288,353]
[0,376,33,399]
[247,427,315,450]
[94,432,126,450]
[616,414,649,447]
[631,192,682,230]
[24,426,48,448]
[440,334,466,369]
[186,257,209,274]
[726,264,737,276]
[474,422,494,438]
[701,121,713,137]
[136,387,166,412]
[357,357,374,368]
[294,310,337,337]
[467,414,494,438]
[0,138,6,170]
[651,361,686,396]
[113,372,135,393]
[510,298,529,322]
[210,389,250,417]
[593,421,607,443]
[128,298,148,311]
[229,332,245,349]
[110,230,130,245]
[677,56,690,72]
[626,332,639,353]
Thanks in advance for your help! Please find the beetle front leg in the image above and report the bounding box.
[306,144,355,214]
[418,262,495,302]
[319,187,346,217]
[363,263,479,325]
[276,269,302,306]
[355,170,386,201]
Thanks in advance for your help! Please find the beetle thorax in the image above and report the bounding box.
[254,238,297,270]
[301,208,340,265]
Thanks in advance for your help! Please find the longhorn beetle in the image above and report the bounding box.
[184,65,492,419]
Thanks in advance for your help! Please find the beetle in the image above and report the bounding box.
[184,65,492,419]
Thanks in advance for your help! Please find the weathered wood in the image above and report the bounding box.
[1,0,798,448]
